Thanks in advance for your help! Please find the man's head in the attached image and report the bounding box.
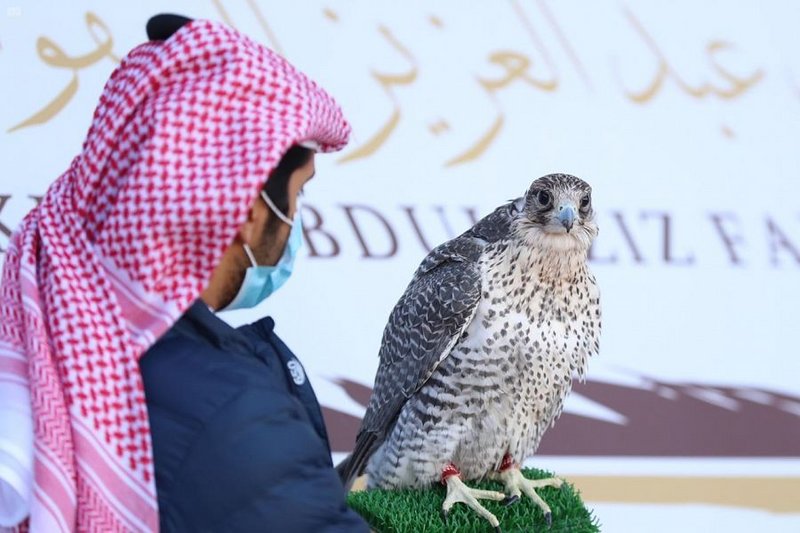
[201,145,315,310]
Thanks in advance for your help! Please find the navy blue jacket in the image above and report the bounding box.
[139,300,368,532]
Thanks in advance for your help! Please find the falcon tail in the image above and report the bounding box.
[336,433,379,492]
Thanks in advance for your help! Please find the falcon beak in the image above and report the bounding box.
[558,205,575,232]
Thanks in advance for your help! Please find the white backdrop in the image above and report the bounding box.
[1,1,799,531]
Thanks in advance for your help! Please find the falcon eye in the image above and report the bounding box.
[536,190,552,207]
[580,195,591,210]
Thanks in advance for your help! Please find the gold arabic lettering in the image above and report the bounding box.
[7,12,118,133]
[338,25,418,164]
[618,7,763,104]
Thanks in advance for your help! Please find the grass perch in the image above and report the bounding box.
[347,468,600,533]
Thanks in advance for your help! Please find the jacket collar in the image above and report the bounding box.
[173,300,275,352]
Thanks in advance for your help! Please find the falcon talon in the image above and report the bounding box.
[502,494,520,506]
[439,508,448,524]
[545,511,552,527]
[439,475,505,530]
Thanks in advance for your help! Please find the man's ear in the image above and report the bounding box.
[237,206,258,245]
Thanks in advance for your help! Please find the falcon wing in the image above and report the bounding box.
[337,237,484,487]
[336,201,518,488]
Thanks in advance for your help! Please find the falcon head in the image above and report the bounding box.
[513,173,598,251]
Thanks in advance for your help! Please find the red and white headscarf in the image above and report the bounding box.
[0,19,350,532]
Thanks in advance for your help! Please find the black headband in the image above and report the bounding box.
[146,14,193,41]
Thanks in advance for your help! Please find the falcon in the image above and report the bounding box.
[338,174,601,531]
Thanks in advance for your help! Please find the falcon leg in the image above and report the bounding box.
[489,454,564,527]
[440,463,506,532]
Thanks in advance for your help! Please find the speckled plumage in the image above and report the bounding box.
[338,174,601,490]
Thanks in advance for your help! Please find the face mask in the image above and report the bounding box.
[220,191,303,311]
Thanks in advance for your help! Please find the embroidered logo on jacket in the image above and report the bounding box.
[287,359,306,386]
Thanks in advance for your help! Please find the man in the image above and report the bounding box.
[139,141,369,531]
[0,13,366,532]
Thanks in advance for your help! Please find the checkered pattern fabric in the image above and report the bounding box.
[0,19,349,532]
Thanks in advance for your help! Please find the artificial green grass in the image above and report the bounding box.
[348,468,600,533]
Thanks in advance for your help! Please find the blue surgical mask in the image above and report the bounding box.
[221,192,303,311]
